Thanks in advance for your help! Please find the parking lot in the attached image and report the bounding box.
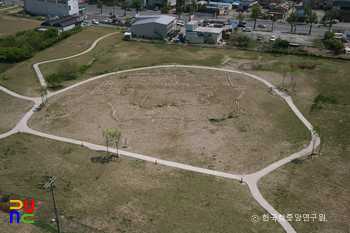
[239,28,321,45]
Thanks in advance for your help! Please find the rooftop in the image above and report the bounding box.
[193,26,223,34]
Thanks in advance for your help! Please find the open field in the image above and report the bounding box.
[1,25,350,232]
[28,67,310,174]
[0,91,33,134]
[0,133,284,232]
[0,27,118,97]
[0,7,42,38]
[255,53,350,232]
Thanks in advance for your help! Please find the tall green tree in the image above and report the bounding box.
[313,125,324,156]
[327,8,339,31]
[111,130,122,157]
[97,0,103,14]
[291,66,301,91]
[237,12,245,25]
[250,5,261,29]
[102,129,113,156]
[287,13,300,32]
[37,86,48,105]
[271,15,278,31]
[191,0,197,11]
[121,3,128,16]
[305,6,318,34]
[133,0,142,14]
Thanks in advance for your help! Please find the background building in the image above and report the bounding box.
[131,15,177,39]
[24,0,85,17]
[333,0,350,19]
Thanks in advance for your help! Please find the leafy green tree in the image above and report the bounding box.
[275,37,289,48]
[327,8,338,31]
[281,65,291,89]
[291,66,301,91]
[305,7,318,34]
[191,0,196,11]
[125,16,132,23]
[37,86,48,105]
[111,130,122,157]
[45,73,63,89]
[326,38,345,54]
[121,3,128,16]
[324,31,335,40]
[236,35,251,47]
[201,3,207,11]
[287,13,300,32]
[45,28,59,38]
[102,129,113,156]
[250,5,261,29]
[313,125,324,155]
[57,61,78,81]
[237,12,245,25]
[161,5,171,13]
[97,0,103,14]
[271,15,278,31]
[189,6,196,13]
[133,0,142,14]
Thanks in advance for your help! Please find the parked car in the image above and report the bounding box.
[246,8,251,12]
[177,20,185,26]
[242,27,252,32]
[237,22,246,27]
[154,6,159,11]
[92,19,99,25]
[257,24,266,28]
[110,15,116,19]
[126,8,132,11]
[257,35,262,41]
[137,8,144,11]
[223,11,229,15]
[269,35,276,42]
[104,18,112,23]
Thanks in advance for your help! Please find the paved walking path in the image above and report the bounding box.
[0,34,321,233]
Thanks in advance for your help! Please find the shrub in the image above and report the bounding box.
[275,36,289,48]
[236,35,251,47]
[323,31,335,40]
[325,38,345,54]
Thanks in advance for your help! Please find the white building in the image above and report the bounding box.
[186,26,223,44]
[131,15,177,40]
[24,0,85,17]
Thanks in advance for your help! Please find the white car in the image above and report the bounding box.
[269,35,276,42]
[177,20,185,26]
[92,19,99,25]
[242,27,252,32]
[257,24,266,28]
[103,18,111,23]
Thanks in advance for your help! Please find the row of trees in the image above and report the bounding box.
[102,129,122,157]
[281,65,302,92]
[0,28,70,63]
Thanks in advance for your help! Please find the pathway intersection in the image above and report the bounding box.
[0,33,320,233]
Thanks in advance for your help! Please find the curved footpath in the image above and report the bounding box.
[0,33,320,233]
[33,32,118,87]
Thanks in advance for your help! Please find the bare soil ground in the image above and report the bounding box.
[28,67,310,174]
[0,7,42,38]
[0,91,33,134]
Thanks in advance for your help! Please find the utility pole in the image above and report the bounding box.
[38,176,62,233]
[50,183,61,233]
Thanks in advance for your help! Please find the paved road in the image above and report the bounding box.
[0,33,321,233]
